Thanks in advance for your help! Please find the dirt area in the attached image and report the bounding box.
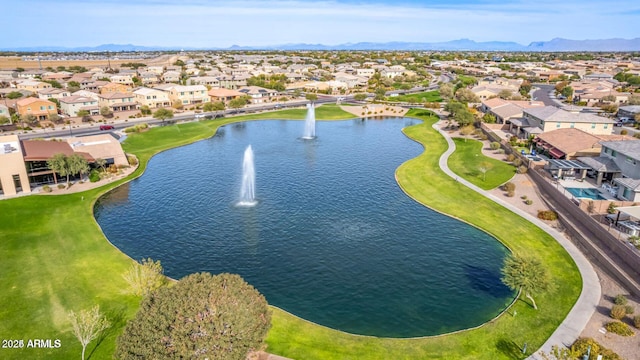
[339,104,408,118]
[0,54,175,70]
[446,123,640,359]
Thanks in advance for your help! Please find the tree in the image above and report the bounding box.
[76,109,90,117]
[115,273,271,360]
[68,154,90,181]
[305,93,318,102]
[478,162,492,181]
[48,112,61,123]
[21,113,37,126]
[501,254,552,310]
[43,79,62,88]
[497,89,513,99]
[560,86,574,100]
[353,93,367,101]
[95,158,107,173]
[139,105,151,115]
[122,258,166,297]
[68,305,111,360]
[519,81,532,96]
[203,101,225,112]
[601,94,617,103]
[7,91,23,99]
[0,115,10,125]
[153,108,174,124]
[99,106,113,118]
[439,83,454,99]
[374,87,386,101]
[482,113,497,123]
[229,96,248,111]
[455,88,480,103]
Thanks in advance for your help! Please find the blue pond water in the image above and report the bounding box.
[94,118,513,337]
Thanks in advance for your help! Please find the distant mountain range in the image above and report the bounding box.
[3,38,640,52]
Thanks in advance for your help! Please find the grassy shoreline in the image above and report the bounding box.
[0,106,581,359]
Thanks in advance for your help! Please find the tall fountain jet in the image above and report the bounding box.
[238,145,256,206]
[302,103,316,139]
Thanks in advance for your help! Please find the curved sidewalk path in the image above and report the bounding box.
[433,121,601,358]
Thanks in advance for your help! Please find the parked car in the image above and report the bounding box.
[100,125,114,130]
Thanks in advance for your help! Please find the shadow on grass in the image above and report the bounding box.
[496,338,526,359]
[86,304,130,360]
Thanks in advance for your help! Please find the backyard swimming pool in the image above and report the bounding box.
[566,187,606,200]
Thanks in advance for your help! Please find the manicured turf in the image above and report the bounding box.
[448,137,516,190]
[0,106,581,360]
[388,90,442,103]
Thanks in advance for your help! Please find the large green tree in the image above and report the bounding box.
[115,272,271,360]
[152,108,174,125]
[47,153,89,187]
[501,254,552,310]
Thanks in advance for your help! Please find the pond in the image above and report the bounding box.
[94,118,513,337]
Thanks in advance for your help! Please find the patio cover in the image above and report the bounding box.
[548,148,565,159]
[615,206,640,220]
[547,159,590,170]
[577,156,621,173]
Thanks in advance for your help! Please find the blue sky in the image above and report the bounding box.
[5,0,639,48]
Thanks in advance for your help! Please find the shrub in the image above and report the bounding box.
[610,305,626,320]
[513,157,523,167]
[496,148,505,154]
[503,181,516,192]
[634,315,640,329]
[472,128,483,137]
[614,294,628,305]
[490,141,500,150]
[625,305,635,315]
[572,337,623,360]
[607,202,617,214]
[620,129,628,135]
[587,200,595,214]
[127,154,138,166]
[604,321,634,336]
[525,199,533,205]
[42,185,52,193]
[521,195,528,200]
[538,210,558,221]
[506,153,516,162]
[518,165,528,174]
[506,190,515,197]
[57,184,65,189]
[478,133,488,140]
[89,170,100,183]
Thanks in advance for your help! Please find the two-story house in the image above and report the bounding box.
[237,86,277,104]
[159,85,210,106]
[510,106,615,138]
[133,87,171,109]
[16,97,57,121]
[59,95,100,116]
[37,88,71,101]
[97,92,138,112]
[597,141,640,201]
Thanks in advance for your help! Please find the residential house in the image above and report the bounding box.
[189,76,220,87]
[510,106,615,138]
[238,86,278,104]
[137,71,160,85]
[534,128,631,160]
[71,90,100,101]
[381,65,406,78]
[481,98,544,124]
[17,70,46,79]
[162,71,181,83]
[81,80,109,93]
[100,82,132,95]
[217,75,248,89]
[37,88,71,100]
[59,95,100,116]
[356,68,375,78]
[109,75,134,86]
[97,92,138,112]
[161,85,210,106]
[16,80,52,93]
[208,88,244,104]
[133,87,171,109]
[42,72,73,82]
[16,97,57,121]
[0,134,31,196]
[618,105,640,120]
[594,141,640,201]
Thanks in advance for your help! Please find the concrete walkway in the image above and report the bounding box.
[433,120,601,358]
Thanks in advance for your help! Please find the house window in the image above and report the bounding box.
[591,123,596,129]
[624,187,632,200]
[183,100,189,104]
[604,124,608,129]
[570,122,575,128]
[556,122,561,128]
[612,150,617,157]
[40,106,45,110]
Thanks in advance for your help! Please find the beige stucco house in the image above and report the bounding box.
[0,135,31,196]
[133,87,171,109]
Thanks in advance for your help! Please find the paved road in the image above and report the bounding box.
[532,84,562,107]
[433,119,601,359]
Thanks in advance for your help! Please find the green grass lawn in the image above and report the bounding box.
[387,90,442,103]
[0,107,581,359]
[448,137,516,190]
